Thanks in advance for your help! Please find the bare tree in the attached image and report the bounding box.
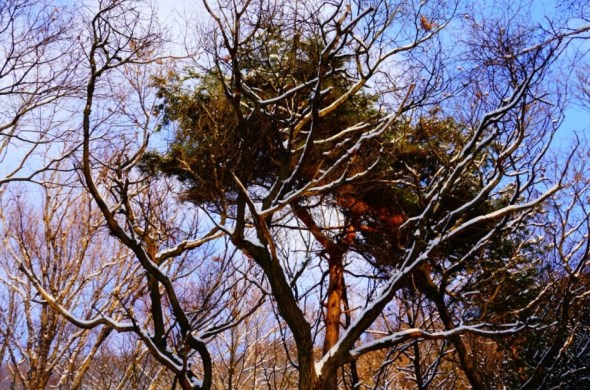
[0,175,147,389]
[210,298,298,389]
[0,0,265,388]
[144,0,590,389]
[0,0,81,185]
[509,144,590,389]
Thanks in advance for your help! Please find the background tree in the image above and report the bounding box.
[0,0,81,185]
[0,174,159,389]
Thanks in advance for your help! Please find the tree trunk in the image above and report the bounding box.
[322,253,345,390]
